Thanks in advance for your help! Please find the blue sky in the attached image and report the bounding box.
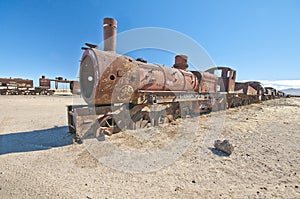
[0,0,299,88]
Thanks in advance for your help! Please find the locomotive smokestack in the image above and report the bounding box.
[103,18,117,52]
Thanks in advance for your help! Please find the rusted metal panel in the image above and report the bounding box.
[138,64,198,92]
[198,71,218,93]
[264,87,277,99]
[234,82,246,94]
[39,76,51,88]
[264,87,276,96]
[181,70,199,91]
[235,82,257,95]
[161,66,185,91]
[138,63,165,91]
[247,86,257,95]
[80,49,125,104]
[247,81,264,94]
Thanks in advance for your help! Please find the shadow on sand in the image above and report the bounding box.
[0,126,74,155]
[208,147,230,157]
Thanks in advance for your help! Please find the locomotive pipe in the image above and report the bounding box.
[103,18,117,52]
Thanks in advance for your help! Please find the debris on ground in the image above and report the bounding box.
[214,140,234,155]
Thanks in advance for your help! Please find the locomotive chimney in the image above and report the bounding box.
[103,18,117,52]
[173,55,188,71]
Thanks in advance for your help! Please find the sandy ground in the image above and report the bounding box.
[0,95,299,198]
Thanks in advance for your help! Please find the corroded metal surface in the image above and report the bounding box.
[79,48,212,105]
[264,87,277,99]
[39,76,51,88]
[103,18,117,52]
[0,78,33,88]
[198,71,218,93]
[69,17,288,139]
[234,82,257,95]
[205,66,236,93]
[173,54,188,70]
[70,81,81,95]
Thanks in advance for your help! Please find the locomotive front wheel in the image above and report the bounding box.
[96,115,122,136]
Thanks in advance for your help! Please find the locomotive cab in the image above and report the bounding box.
[205,66,236,93]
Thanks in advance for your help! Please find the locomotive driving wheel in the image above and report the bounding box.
[131,110,151,129]
[130,109,174,129]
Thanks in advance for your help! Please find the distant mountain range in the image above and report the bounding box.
[280,88,300,96]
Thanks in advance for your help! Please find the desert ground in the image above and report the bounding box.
[0,95,299,198]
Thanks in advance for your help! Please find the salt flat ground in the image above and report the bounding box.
[0,95,299,198]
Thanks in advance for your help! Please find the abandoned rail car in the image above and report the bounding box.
[0,76,80,95]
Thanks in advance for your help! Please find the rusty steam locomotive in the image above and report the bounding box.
[68,18,284,140]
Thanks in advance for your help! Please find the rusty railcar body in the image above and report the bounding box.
[0,78,33,88]
[0,77,55,95]
[0,76,79,95]
[264,87,278,100]
[68,18,285,141]
[205,67,269,107]
[277,91,286,98]
[40,76,81,95]
[0,77,34,95]
[0,76,56,95]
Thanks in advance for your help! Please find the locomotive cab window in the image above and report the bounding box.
[227,71,230,78]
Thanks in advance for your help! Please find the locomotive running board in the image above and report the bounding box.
[137,90,213,104]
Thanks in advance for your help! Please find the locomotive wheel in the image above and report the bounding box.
[131,110,151,129]
[96,114,122,136]
[151,110,175,126]
[165,114,175,123]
